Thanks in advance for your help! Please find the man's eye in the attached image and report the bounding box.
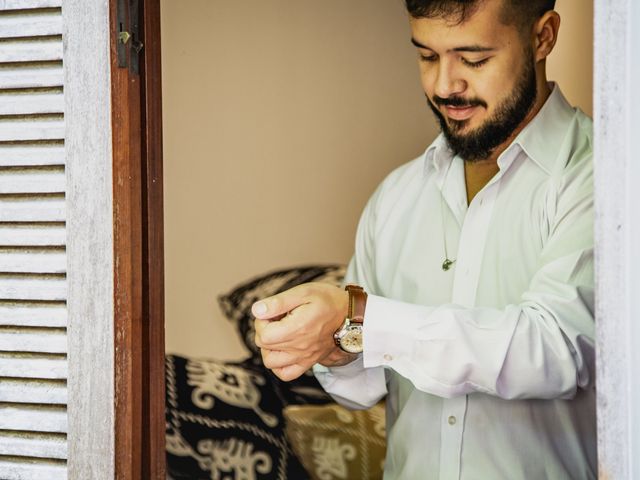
[461,57,489,68]
[419,54,438,63]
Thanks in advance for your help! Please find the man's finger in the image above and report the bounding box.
[261,348,305,370]
[272,363,309,382]
[254,317,297,348]
[257,314,301,346]
[251,285,310,320]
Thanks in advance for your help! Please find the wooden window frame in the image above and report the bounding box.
[109,0,165,478]
[66,0,165,476]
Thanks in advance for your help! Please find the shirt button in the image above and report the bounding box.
[383,354,393,362]
[448,415,457,425]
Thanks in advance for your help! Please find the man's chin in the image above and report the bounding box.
[446,119,477,137]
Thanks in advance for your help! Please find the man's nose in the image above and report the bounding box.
[433,62,466,99]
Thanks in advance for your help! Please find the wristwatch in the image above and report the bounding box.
[333,284,368,354]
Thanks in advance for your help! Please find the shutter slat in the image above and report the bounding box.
[0,196,65,222]
[0,11,62,39]
[0,459,66,480]
[0,38,62,63]
[0,304,65,328]
[0,405,66,433]
[0,378,66,403]
[0,64,63,89]
[0,1,62,10]
[0,432,66,460]
[0,92,63,116]
[0,329,66,353]
[0,356,66,379]
[0,303,66,327]
[0,169,65,194]
[0,251,65,274]
[0,277,66,301]
[0,225,66,247]
[0,144,64,167]
[0,118,64,142]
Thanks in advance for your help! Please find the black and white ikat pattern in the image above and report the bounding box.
[166,354,310,480]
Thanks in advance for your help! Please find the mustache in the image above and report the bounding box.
[431,94,488,109]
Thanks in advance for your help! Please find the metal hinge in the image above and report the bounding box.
[117,0,143,74]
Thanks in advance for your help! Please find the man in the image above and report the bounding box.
[252,0,596,477]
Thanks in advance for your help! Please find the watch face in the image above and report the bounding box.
[339,325,363,354]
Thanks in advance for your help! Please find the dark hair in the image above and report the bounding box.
[405,0,556,29]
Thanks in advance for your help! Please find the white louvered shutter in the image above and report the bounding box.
[0,1,67,479]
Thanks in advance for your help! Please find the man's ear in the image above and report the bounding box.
[532,10,561,62]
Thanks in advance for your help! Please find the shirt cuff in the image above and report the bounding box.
[362,293,436,370]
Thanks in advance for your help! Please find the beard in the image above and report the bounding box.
[426,54,538,162]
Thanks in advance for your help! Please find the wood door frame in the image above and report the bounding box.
[110,0,165,477]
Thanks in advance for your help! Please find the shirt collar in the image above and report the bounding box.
[423,134,450,180]
[512,83,576,175]
[423,83,577,178]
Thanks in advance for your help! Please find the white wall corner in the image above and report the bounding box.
[594,0,640,478]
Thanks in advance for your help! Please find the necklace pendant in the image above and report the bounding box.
[442,258,455,271]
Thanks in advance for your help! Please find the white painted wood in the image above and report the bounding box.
[0,276,66,301]
[0,303,66,327]
[629,16,640,480]
[0,432,67,460]
[0,10,62,38]
[0,356,67,379]
[0,460,66,480]
[0,378,66,403]
[0,405,66,433]
[594,0,640,479]
[0,3,70,476]
[0,169,65,194]
[0,64,63,90]
[0,38,62,63]
[64,0,115,477]
[0,225,66,247]
[0,329,66,353]
[0,117,64,142]
[0,144,64,167]
[0,250,66,273]
[0,0,62,9]
[0,91,64,116]
[0,196,65,222]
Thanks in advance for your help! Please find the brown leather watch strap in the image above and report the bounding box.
[345,284,367,324]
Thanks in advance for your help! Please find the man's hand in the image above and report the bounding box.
[252,282,356,381]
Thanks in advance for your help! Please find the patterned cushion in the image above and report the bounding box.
[284,402,386,480]
[218,264,347,363]
[165,354,310,480]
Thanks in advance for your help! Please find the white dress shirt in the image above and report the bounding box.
[315,85,596,479]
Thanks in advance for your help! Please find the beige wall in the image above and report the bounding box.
[548,0,593,116]
[162,0,593,359]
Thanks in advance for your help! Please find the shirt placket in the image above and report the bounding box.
[438,178,500,480]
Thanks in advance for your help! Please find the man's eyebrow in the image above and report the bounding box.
[410,37,496,53]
